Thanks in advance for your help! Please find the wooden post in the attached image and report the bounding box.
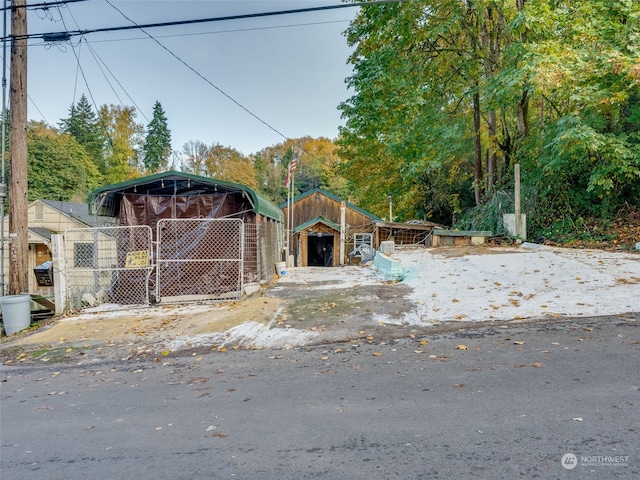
[9,0,28,295]
[514,163,521,238]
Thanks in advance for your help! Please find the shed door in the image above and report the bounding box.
[307,234,334,267]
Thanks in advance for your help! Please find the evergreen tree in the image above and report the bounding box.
[58,94,105,168]
[143,101,172,173]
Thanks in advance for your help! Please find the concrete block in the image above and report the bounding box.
[380,240,395,254]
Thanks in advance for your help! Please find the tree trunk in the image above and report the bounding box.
[473,90,483,205]
[486,110,497,194]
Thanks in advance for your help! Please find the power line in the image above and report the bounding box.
[0,0,89,12]
[4,0,407,41]
[104,0,291,146]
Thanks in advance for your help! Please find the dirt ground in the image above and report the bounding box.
[2,242,638,365]
[0,266,417,364]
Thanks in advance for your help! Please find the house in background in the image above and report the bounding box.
[280,188,383,267]
[1,199,114,308]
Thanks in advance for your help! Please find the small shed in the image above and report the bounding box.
[281,189,383,267]
[84,171,284,304]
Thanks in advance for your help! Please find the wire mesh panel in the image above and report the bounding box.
[156,218,244,301]
[65,226,153,311]
[244,220,282,285]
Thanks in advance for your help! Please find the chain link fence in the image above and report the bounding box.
[65,226,153,310]
[244,219,282,285]
[64,217,283,312]
[156,218,244,300]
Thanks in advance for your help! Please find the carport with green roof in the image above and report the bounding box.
[81,171,284,305]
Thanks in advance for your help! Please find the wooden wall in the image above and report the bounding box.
[282,191,376,231]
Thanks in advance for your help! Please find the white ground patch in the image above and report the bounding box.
[14,244,639,351]
[394,243,640,325]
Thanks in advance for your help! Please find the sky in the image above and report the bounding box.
[17,0,359,156]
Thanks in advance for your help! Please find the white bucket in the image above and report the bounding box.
[275,261,287,277]
[0,294,32,336]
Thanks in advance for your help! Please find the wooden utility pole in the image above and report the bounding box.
[8,0,28,295]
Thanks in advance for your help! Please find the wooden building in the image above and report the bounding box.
[280,189,383,267]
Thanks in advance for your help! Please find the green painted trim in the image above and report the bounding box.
[293,215,341,233]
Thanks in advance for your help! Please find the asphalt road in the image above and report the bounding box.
[1,315,638,479]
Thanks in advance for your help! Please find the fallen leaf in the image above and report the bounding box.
[419,339,429,345]
[513,341,525,345]
[456,345,468,350]
[372,352,383,356]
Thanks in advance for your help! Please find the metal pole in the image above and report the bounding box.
[290,151,295,262]
[286,164,290,262]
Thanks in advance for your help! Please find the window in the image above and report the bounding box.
[35,203,44,220]
[353,233,373,249]
[74,243,95,268]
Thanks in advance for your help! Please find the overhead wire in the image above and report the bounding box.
[103,0,299,153]
[24,0,407,164]
[6,0,406,41]
[0,0,90,12]
[73,18,352,46]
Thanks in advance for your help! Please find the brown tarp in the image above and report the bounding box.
[109,193,254,303]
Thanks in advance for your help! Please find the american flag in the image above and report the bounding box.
[285,158,297,187]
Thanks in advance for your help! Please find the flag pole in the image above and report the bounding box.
[290,148,295,264]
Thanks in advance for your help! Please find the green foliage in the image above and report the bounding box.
[98,104,144,184]
[143,101,172,173]
[253,137,348,205]
[27,122,102,202]
[339,0,640,234]
[58,94,105,167]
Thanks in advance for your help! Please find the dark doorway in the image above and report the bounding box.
[308,234,334,267]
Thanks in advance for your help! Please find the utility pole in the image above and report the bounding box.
[9,0,28,295]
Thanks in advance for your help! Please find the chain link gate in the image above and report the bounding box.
[156,218,244,301]
[65,226,153,310]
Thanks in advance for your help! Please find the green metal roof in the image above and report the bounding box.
[279,188,383,222]
[89,171,284,223]
[293,215,342,234]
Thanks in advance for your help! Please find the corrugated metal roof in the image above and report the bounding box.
[88,171,284,223]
